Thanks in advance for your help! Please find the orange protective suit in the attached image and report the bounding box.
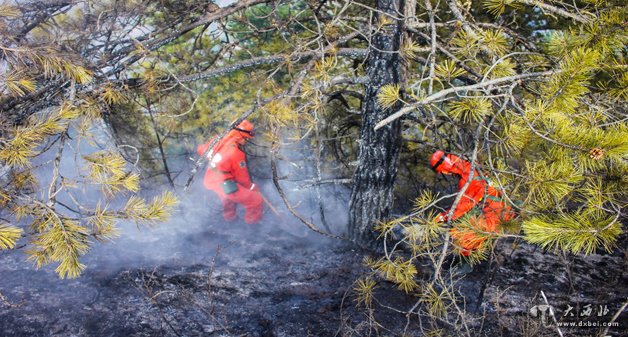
[430,151,515,255]
[197,121,263,224]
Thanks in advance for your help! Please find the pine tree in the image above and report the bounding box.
[0,2,179,278]
[357,0,626,333]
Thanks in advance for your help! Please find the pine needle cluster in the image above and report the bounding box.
[435,60,467,81]
[0,224,22,250]
[83,151,141,195]
[27,218,89,279]
[0,102,178,279]
[482,0,521,16]
[377,83,402,110]
[420,283,450,318]
[524,160,583,206]
[403,216,446,253]
[123,191,179,226]
[523,213,621,255]
[0,107,76,166]
[447,97,492,123]
[366,256,419,293]
[353,277,377,308]
[262,99,299,127]
[1,46,92,99]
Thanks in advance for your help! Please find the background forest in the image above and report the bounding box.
[0,0,626,336]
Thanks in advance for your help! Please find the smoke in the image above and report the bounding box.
[245,131,351,236]
[0,113,359,337]
[34,118,347,270]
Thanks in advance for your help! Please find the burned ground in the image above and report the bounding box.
[0,213,626,336]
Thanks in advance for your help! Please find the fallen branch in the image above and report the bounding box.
[540,290,564,337]
[269,140,346,240]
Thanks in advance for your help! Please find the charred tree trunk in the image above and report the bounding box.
[348,0,405,248]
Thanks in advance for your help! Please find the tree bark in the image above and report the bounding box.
[348,0,405,248]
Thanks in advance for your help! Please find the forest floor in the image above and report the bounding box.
[0,206,626,337]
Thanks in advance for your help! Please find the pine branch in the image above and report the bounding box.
[374,71,554,130]
[446,0,473,33]
[103,0,273,77]
[178,48,367,83]
[424,0,437,95]
[516,0,590,23]
[511,98,584,151]
[408,29,482,80]
[0,224,22,250]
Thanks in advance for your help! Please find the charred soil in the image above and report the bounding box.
[0,217,626,336]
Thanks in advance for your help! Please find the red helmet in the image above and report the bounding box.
[230,119,255,139]
[430,150,458,174]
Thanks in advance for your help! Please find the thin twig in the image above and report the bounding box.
[540,290,564,337]
[601,298,628,337]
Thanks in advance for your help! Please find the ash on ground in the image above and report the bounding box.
[1,208,626,336]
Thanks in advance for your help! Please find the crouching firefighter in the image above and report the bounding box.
[197,120,264,225]
[430,150,516,256]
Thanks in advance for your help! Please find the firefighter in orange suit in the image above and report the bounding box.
[197,120,263,224]
[430,150,515,256]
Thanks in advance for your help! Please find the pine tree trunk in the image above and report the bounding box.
[348,0,405,248]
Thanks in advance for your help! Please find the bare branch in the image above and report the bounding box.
[374,71,554,130]
[178,48,368,83]
[517,0,591,23]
